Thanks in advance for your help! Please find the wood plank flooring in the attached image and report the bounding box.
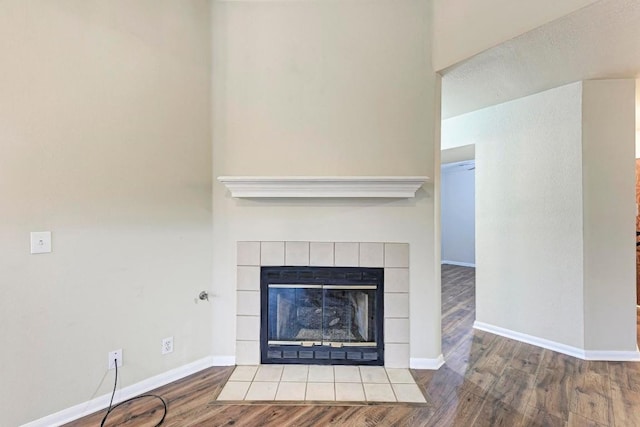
[65,265,640,426]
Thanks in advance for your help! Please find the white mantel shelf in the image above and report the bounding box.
[217,176,430,198]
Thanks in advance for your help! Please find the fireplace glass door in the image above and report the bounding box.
[268,284,377,347]
[261,266,384,365]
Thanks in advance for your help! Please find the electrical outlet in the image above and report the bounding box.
[108,349,123,370]
[161,337,174,355]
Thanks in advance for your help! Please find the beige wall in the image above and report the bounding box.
[213,0,432,176]
[211,0,441,364]
[432,0,600,71]
[474,83,586,348]
[582,79,637,351]
[446,80,638,355]
[0,1,213,425]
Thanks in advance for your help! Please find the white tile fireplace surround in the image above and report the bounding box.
[236,241,410,368]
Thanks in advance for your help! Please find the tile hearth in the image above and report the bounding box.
[216,365,426,403]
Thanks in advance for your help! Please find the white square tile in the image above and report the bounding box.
[385,368,415,384]
[305,382,335,401]
[385,343,410,368]
[384,243,409,268]
[285,241,309,265]
[359,366,389,383]
[281,365,309,382]
[237,291,260,316]
[310,242,334,266]
[237,242,260,266]
[359,242,384,267]
[217,381,251,401]
[363,383,396,402]
[334,242,359,267]
[334,365,362,383]
[384,268,409,293]
[392,383,426,403]
[236,316,260,341]
[245,382,279,400]
[308,365,334,382]
[237,266,260,291]
[254,365,284,382]
[275,382,306,401]
[229,365,258,382]
[261,241,285,266]
[384,293,409,318]
[335,383,365,401]
[385,318,410,344]
[235,341,260,365]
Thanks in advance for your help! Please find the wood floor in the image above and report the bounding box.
[65,265,640,427]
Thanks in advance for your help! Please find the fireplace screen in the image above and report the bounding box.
[261,267,384,365]
[268,285,377,346]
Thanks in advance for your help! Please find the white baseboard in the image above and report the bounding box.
[474,321,584,359]
[474,321,640,362]
[583,350,640,362]
[441,260,476,268]
[22,356,216,427]
[410,354,445,370]
[212,355,236,366]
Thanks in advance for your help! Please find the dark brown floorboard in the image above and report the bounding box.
[65,265,640,426]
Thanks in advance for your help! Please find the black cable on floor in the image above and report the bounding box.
[100,359,168,427]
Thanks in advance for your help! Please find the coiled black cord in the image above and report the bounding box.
[100,359,168,426]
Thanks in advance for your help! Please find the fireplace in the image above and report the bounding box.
[261,266,384,365]
[236,241,410,368]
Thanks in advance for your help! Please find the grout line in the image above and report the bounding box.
[331,242,335,267]
[383,367,391,384]
[389,382,399,403]
[273,380,281,401]
[384,367,398,402]
[241,381,249,400]
[382,242,388,266]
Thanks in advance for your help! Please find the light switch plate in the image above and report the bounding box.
[30,231,52,254]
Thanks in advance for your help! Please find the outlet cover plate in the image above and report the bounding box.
[108,349,123,370]
[30,231,52,254]
[162,337,174,355]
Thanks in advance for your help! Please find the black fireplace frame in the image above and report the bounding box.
[260,266,384,366]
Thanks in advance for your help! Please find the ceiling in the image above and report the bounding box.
[441,0,640,122]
